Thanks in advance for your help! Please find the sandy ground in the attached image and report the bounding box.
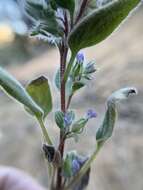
[0,7,143,190]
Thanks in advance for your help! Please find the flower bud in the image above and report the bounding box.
[76,52,84,63]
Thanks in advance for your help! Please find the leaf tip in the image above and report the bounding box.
[107,87,138,105]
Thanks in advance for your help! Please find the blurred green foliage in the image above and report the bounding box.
[0,35,51,67]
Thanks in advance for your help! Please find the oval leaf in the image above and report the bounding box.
[26,76,52,119]
[0,67,43,118]
[55,110,64,129]
[68,0,141,54]
[96,87,138,147]
[54,68,61,90]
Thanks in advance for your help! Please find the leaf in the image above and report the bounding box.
[63,151,77,178]
[54,68,74,96]
[96,105,117,147]
[83,0,97,17]
[55,110,64,129]
[84,0,113,17]
[96,87,138,147]
[68,0,141,54]
[25,0,63,37]
[63,154,73,178]
[72,118,88,133]
[26,76,52,119]
[72,82,85,93]
[66,77,74,96]
[0,67,43,118]
[50,0,57,10]
[54,68,61,90]
[55,0,75,16]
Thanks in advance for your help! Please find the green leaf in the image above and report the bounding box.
[84,0,113,17]
[66,77,73,96]
[96,87,138,147]
[83,0,97,17]
[50,0,57,10]
[54,68,61,90]
[63,151,77,178]
[26,76,52,119]
[55,111,64,129]
[0,67,43,118]
[72,118,88,133]
[68,0,141,54]
[25,0,63,37]
[72,82,85,93]
[63,154,73,178]
[96,105,117,147]
[55,0,75,16]
[54,68,74,96]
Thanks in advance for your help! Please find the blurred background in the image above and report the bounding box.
[0,1,143,190]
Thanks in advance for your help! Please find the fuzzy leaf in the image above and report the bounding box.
[0,67,43,118]
[96,87,138,147]
[55,0,75,16]
[72,118,88,133]
[26,76,52,119]
[72,82,85,93]
[83,0,97,17]
[84,0,113,17]
[63,154,73,178]
[25,0,62,37]
[63,151,77,178]
[96,105,117,147]
[68,0,141,54]
[55,111,64,129]
[54,68,61,90]
[54,68,74,96]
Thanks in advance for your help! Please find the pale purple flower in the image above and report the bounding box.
[76,52,84,63]
[64,112,74,127]
[86,109,97,119]
[72,159,80,175]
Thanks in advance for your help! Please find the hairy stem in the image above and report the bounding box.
[64,146,101,190]
[56,23,70,187]
[56,45,68,189]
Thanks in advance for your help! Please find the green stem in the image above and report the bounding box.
[64,146,101,190]
[63,53,76,84]
[37,117,53,145]
[50,166,56,190]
